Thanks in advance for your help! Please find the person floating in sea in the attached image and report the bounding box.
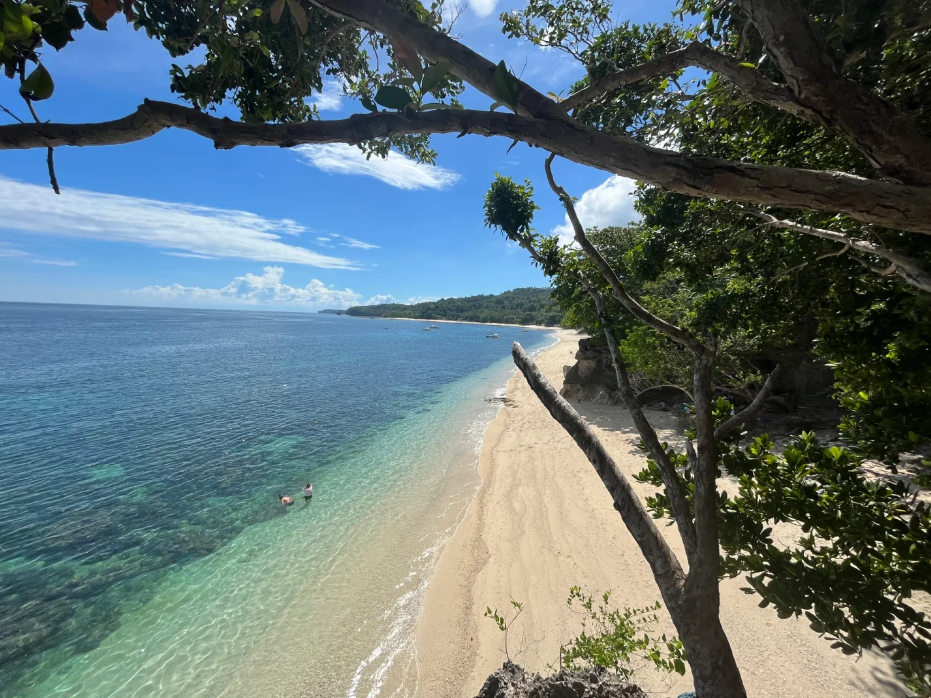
[279,494,294,506]
[302,483,313,499]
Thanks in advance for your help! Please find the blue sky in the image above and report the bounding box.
[0,0,678,311]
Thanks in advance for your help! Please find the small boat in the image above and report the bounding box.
[485,333,499,339]
[430,324,439,329]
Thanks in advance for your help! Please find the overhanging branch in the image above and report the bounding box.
[3,101,931,235]
[751,211,931,293]
[562,42,813,121]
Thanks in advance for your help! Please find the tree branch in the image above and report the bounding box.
[309,0,567,121]
[544,153,705,353]
[22,96,59,195]
[511,342,686,594]
[750,211,931,293]
[736,0,931,185]
[3,101,931,234]
[561,41,814,121]
[713,365,782,441]
[533,156,698,557]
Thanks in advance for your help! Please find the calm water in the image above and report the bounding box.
[0,303,553,698]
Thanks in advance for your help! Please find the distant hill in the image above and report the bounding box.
[317,309,347,315]
[346,287,563,326]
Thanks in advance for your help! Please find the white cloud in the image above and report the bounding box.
[163,252,217,260]
[552,176,639,244]
[294,144,461,190]
[134,266,363,308]
[0,176,356,269]
[0,242,77,266]
[336,234,380,250]
[311,79,344,111]
[470,0,498,17]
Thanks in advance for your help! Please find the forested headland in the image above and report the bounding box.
[346,287,563,326]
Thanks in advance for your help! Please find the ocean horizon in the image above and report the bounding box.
[0,302,554,698]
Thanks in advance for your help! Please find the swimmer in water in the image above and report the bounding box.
[279,494,294,506]
[302,483,313,499]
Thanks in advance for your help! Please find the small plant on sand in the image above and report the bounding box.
[485,599,525,662]
[559,587,687,681]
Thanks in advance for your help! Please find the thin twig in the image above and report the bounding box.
[0,102,26,124]
[20,77,60,194]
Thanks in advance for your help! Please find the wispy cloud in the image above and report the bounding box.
[552,175,639,244]
[133,266,363,308]
[294,144,461,190]
[335,234,380,250]
[0,242,77,267]
[0,175,357,269]
[311,79,345,111]
[163,252,218,260]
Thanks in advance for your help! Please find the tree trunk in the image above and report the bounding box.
[667,586,748,698]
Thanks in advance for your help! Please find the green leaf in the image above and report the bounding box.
[419,103,448,110]
[908,431,919,443]
[268,0,285,24]
[673,658,685,675]
[64,4,85,30]
[285,0,307,34]
[83,6,107,30]
[493,60,518,108]
[374,85,414,110]
[739,62,756,68]
[19,63,54,100]
[489,101,512,112]
[420,59,450,94]
[360,95,378,112]
[41,20,73,50]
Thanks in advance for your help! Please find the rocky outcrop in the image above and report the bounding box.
[475,662,649,698]
[560,338,622,405]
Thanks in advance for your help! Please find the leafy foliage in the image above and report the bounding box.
[634,399,931,695]
[346,287,564,326]
[560,588,686,680]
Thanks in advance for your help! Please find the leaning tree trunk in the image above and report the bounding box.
[511,343,747,698]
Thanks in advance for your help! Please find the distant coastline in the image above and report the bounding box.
[345,287,563,327]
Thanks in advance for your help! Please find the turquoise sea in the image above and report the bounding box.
[0,303,554,698]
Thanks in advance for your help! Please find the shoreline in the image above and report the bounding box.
[346,315,559,331]
[412,330,904,698]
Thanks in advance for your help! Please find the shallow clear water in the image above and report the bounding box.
[0,303,553,698]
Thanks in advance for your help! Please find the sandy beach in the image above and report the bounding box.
[414,329,906,698]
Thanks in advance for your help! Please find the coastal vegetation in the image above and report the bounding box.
[346,287,563,326]
[3,0,931,696]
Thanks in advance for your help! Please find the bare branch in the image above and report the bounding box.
[776,243,850,278]
[511,342,686,592]
[3,101,931,234]
[562,42,813,121]
[751,211,931,293]
[714,365,782,441]
[534,156,699,556]
[544,153,705,353]
[0,102,26,124]
[22,97,59,195]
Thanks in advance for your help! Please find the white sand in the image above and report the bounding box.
[414,330,906,698]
